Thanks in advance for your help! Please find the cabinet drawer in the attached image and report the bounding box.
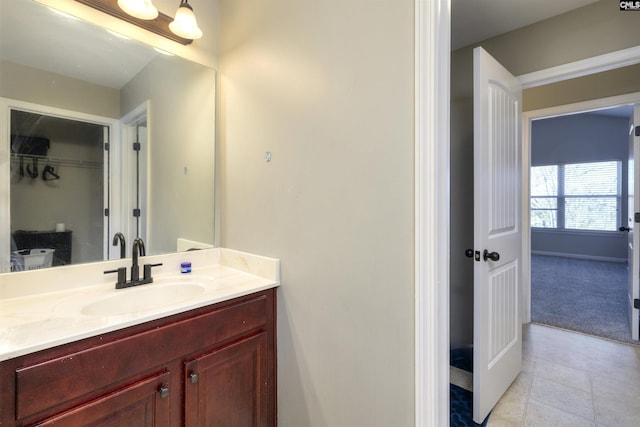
[37,371,171,427]
[15,294,268,421]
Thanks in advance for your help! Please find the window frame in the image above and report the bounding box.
[530,160,622,233]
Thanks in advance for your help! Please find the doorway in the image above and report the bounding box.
[529,106,633,343]
[524,95,640,346]
[114,102,150,261]
[0,98,118,272]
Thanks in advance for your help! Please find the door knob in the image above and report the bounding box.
[619,226,631,232]
[483,250,500,262]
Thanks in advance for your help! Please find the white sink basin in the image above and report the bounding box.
[82,282,207,316]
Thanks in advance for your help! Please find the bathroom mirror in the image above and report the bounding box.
[0,0,216,272]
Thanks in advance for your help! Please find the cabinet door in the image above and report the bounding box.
[185,333,269,427]
[36,372,171,427]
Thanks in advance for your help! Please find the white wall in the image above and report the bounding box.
[219,0,415,425]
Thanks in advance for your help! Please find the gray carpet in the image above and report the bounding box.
[531,254,638,344]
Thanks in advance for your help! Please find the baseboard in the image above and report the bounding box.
[531,251,627,264]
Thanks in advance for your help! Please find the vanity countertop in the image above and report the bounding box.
[0,248,279,362]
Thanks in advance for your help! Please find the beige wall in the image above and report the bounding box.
[450,0,640,349]
[121,55,216,254]
[524,63,640,111]
[219,0,415,425]
[0,60,120,119]
[452,1,640,102]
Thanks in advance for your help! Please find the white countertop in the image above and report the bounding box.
[0,248,279,362]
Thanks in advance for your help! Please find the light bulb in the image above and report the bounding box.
[169,1,203,40]
[117,0,159,20]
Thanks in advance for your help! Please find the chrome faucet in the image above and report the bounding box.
[112,232,126,259]
[104,237,162,289]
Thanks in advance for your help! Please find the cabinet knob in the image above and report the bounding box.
[159,386,170,398]
[189,372,199,384]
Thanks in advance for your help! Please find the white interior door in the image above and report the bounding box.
[627,104,640,341]
[472,47,523,423]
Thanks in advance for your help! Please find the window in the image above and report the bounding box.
[531,161,621,231]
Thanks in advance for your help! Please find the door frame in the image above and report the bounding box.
[117,102,151,260]
[414,0,640,423]
[522,91,640,323]
[414,1,450,426]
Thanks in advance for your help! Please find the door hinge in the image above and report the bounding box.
[634,299,640,310]
[635,212,640,223]
[133,208,141,218]
[133,142,141,151]
[104,142,110,151]
[636,126,640,137]
[104,208,109,217]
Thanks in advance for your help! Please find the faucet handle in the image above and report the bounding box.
[104,267,127,288]
[143,263,163,281]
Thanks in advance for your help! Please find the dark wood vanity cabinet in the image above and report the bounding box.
[184,333,269,426]
[35,372,171,427]
[0,289,277,427]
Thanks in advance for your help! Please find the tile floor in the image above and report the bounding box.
[487,323,640,427]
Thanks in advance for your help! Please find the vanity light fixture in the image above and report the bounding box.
[74,0,197,45]
[117,0,158,20]
[169,1,202,40]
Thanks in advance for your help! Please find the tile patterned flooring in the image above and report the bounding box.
[487,323,640,427]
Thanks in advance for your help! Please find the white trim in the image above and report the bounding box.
[415,0,450,426]
[531,251,627,264]
[119,102,151,255]
[522,90,640,323]
[518,46,640,89]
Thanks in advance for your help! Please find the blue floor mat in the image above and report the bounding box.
[450,384,488,427]
[450,347,488,426]
[450,347,474,372]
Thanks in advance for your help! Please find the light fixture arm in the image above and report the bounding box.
[75,0,195,45]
